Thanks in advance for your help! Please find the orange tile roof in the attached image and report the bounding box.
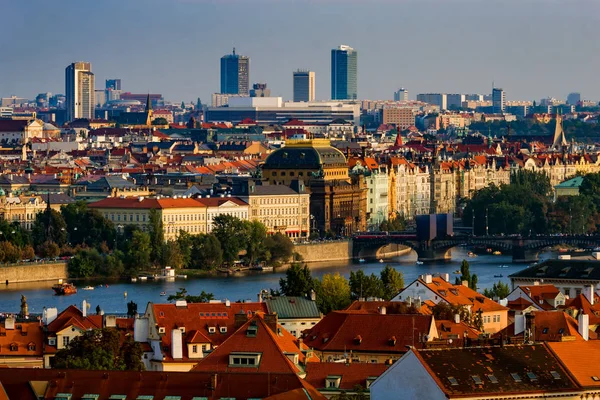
[0,322,43,357]
[548,341,600,387]
[47,305,102,333]
[435,320,481,340]
[305,362,388,390]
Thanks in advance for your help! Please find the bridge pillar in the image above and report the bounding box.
[512,243,539,263]
[416,247,452,263]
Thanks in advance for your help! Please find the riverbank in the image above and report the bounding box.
[0,262,67,284]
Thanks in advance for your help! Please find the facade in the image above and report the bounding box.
[393,88,408,101]
[446,93,465,109]
[220,48,250,96]
[393,274,509,334]
[0,318,44,368]
[88,196,249,240]
[105,78,121,90]
[417,93,447,110]
[492,87,506,114]
[264,296,322,338]
[567,92,581,105]
[381,106,417,128]
[389,158,431,218]
[349,158,389,228]
[0,193,74,230]
[0,119,44,144]
[331,45,358,100]
[65,62,95,121]
[293,70,316,102]
[249,82,270,97]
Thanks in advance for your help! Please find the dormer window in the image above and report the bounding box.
[48,337,56,346]
[27,343,36,351]
[354,335,362,345]
[326,375,342,389]
[208,327,216,334]
[389,336,397,346]
[9,343,18,351]
[220,326,227,334]
[158,327,166,334]
[366,376,377,388]
[229,352,261,367]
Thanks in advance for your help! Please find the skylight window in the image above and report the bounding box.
[592,376,600,382]
[510,373,522,382]
[527,372,538,381]
[558,328,564,334]
[471,375,483,385]
[487,375,498,384]
[542,328,549,334]
[550,371,561,380]
[448,377,459,386]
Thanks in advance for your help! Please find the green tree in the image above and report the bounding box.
[125,231,152,274]
[52,328,144,371]
[380,265,404,300]
[68,248,103,278]
[279,263,313,297]
[483,281,511,299]
[160,240,185,268]
[349,270,384,300]
[244,220,267,264]
[167,287,215,303]
[148,209,164,263]
[37,240,60,258]
[176,231,193,267]
[99,250,125,278]
[431,302,470,323]
[472,309,484,332]
[151,117,169,125]
[379,213,407,232]
[31,208,67,247]
[314,273,351,314]
[264,233,294,266]
[61,202,116,249]
[127,301,138,318]
[189,233,222,270]
[510,169,553,197]
[212,215,247,264]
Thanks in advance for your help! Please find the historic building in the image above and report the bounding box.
[261,139,367,236]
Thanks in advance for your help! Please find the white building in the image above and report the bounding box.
[65,62,95,121]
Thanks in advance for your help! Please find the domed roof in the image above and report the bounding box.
[263,140,347,170]
[43,123,59,131]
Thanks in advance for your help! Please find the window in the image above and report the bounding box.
[229,352,261,367]
[208,327,216,334]
[447,377,459,386]
[220,326,227,334]
[62,336,70,347]
[158,327,165,334]
[28,343,36,351]
[527,372,538,381]
[9,343,17,351]
[326,376,342,389]
[550,371,561,380]
[487,375,498,383]
[510,373,522,382]
[192,345,198,353]
[471,375,483,385]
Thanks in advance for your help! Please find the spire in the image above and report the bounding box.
[145,93,152,112]
[394,127,403,147]
[552,110,567,151]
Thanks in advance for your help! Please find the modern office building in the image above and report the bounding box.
[446,94,465,110]
[105,79,121,91]
[249,83,270,97]
[293,70,316,102]
[65,62,95,121]
[220,48,250,96]
[331,45,358,100]
[492,87,506,114]
[416,93,447,110]
[393,88,409,101]
[567,92,581,105]
[206,97,360,125]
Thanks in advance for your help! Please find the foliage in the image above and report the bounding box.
[52,328,144,371]
[314,273,351,314]
[167,287,215,303]
[510,169,552,198]
[127,301,138,318]
[380,265,405,300]
[483,281,511,299]
[151,117,169,125]
[176,231,193,267]
[61,202,116,249]
[31,208,67,247]
[68,248,103,278]
[244,220,267,264]
[148,209,164,263]
[431,302,470,323]
[379,213,407,232]
[212,215,248,264]
[189,233,223,270]
[349,270,384,300]
[0,241,22,263]
[549,194,599,234]
[160,240,185,268]
[472,309,484,332]
[264,233,294,266]
[279,263,313,297]
[124,231,152,274]
[37,240,60,258]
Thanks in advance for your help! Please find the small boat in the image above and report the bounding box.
[160,291,167,296]
[379,259,384,263]
[52,283,77,295]
[358,258,366,263]
[494,274,503,278]
[260,266,274,272]
[493,251,502,255]
[453,270,461,274]
[468,251,476,257]
[82,286,94,291]
[416,261,424,265]
[175,274,188,279]
[498,265,509,268]
[139,276,148,281]
[131,277,138,283]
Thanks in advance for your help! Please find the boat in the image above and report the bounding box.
[175,274,188,279]
[52,283,77,295]
[498,265,509,268]
[379,259,384,263]
[82,286,94,291]
[493,251,502,255]
[494,274,503,278]
[130,277,137,283]
[358,258,366,263]
[467,251,476,257]
[139,276,148,281]
[416,261,424,265]
[453,270,461,274]
[160,291,167,296]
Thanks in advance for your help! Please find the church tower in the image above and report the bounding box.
[552,112,567,151]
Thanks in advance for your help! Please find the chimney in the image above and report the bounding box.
[257,292,263,303]
[454,314,460,324]
[171,328,183,359]
[234,311,248,330]
[461,280,469,287]
[444,273,450,283]
[533,281,540,286]
[380,306,387,315]
[583,285,595,305]
[264,312,278,333]
[43,308,58,325]
[211,373,218,390]
[104,315,116,328]
[578,313,590,341]
[514,314,525,336]
[82,300,87,318]
[5,316,15,330]
[310,290,316,302]
[424,274,433,284]
[225,299,231,307]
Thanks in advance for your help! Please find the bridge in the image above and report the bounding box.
[352,233,600,263]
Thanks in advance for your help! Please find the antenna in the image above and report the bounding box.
[232,47,236,55]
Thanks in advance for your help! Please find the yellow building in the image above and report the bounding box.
[0,192,74,229]
[89,196,248,240]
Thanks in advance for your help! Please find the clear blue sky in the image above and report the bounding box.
[1,0,599,103]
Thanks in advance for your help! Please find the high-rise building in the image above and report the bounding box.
[293,70,316,102]
[250,83,271,97]
[567,92,581,105]
[65,62,95,121]
[492,87,505,114]
[331,45,357,100]
[416,93,447,110]
[446,94,465,110]
[105,79,121,91]
[220,48,250,96]
[394,88,408,101]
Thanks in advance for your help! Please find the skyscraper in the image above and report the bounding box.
[492,87,505,114]
[105,79,121,90]
[220,48,250,96]
[331,45,357,100]
[65,62,95,121]
[567,92,581,105]
[394,88,408,101]
[293,70,316,102]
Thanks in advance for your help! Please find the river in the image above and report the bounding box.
[0,247,553,314]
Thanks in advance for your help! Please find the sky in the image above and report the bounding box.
[1,0,599,104]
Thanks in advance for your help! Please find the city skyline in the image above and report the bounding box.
[1,0,599,103]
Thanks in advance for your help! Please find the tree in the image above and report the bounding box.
[167,287,215,303]
[176,231,193,267]
[244,220,267,264]
[68,248,103,278]
[52,328,144,371]
[483,281,511,299]
[455,260,470,285]
[314,273,351,314]
[380,265,404,300]
[379,213,407,232]
[37,240,60,258]
[189,233,222,270]
[212,215,248,264]
[125,231,152,274]
[151,117,168,125]
[510,169,552,197]
[349,270,384,300]
[160,240,185,268]
[431,302,469,323]
[127,301,138,318]
[279,263,313,297]
[181,101,186,109]
[61,202,115,249]
[31,208,67,248]
[264,233,294,266]
[148,209,164,263]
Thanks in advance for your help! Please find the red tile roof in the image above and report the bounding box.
[0,322,43,359]
[305,362,388,390]
[548,341,600,387]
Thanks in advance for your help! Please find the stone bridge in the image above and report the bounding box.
[352,233,600,263]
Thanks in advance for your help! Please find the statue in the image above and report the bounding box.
[20,294,28,317]
[311,167,325,179]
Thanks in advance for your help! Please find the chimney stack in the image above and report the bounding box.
[264,312,278,333]
[171,328,183,359]
[454,314,460,324]
[234,311,248,330]
[514,314,525,336]
[461,280,469,287]
[583,285,595,305]
[578,313,590,341]
[82,300,87,318]
[380,306,387,315]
